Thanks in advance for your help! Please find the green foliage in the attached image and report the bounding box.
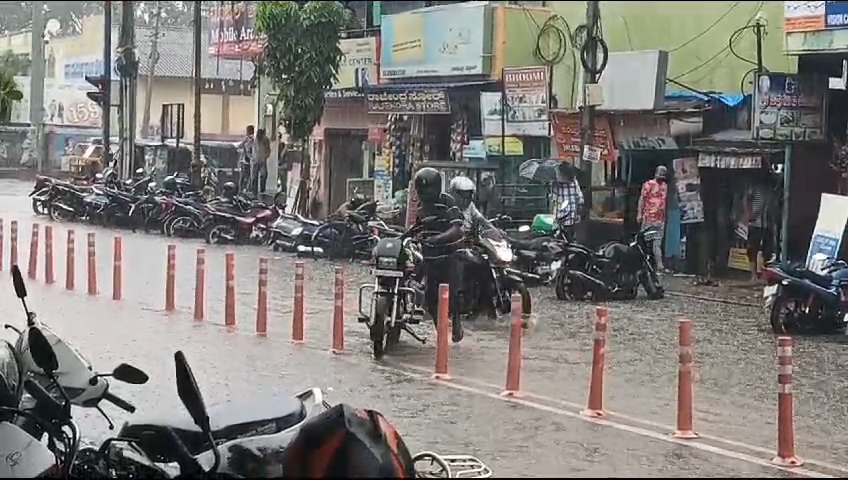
[256,1,348,142]
[0,71,23,124]
[0,49,30,76]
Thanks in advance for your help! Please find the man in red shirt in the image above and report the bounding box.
[637,165,669,272]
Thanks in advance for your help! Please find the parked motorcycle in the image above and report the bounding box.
[269,212,322,252]
[202,197,280,245]
[297,201,392,259]
[763,258,848,334]
[554,226,664,301]
[357,234,427,360]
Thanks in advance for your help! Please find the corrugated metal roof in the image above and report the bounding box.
[120,26,256,81]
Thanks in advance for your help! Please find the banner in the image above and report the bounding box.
[672,157,704,224]
[806,193,848,271]
[550,111,616,163]
[479,92,548,137]
[207,2,265,59]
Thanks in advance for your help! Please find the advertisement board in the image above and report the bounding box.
[380,2,491,79]
[752,72,825,141]
[207,2,265,59]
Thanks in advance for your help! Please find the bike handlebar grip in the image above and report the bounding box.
[103,391,136,413]
[23,378,66,420]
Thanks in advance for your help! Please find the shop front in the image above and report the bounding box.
[372,1,497,224]
[309,36,382,218]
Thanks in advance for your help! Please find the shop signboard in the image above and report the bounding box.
[366,89,450,114]
[550,111,616,163]
[784,1,848,32]
[480,92,548,137]
[753,72,825,141]
[806,193,848,271]
[503,66,549,124]
[325,37,379,98]
[380,2,492,79]
[672,157,704,225]
[207,2,265,59]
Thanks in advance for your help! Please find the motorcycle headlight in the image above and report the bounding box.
[291,227,303,237]
[497,246,514,263]
[376,257,396,269]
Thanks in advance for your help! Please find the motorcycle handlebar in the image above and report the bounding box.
[24,378,67,421]
[103,391,136,413]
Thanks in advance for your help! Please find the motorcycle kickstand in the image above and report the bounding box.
[402,324,427,344]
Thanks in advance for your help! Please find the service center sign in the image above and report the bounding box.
[828,1,848,28]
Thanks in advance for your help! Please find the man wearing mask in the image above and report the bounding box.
[411,167,466,342]
[637,165,670,273]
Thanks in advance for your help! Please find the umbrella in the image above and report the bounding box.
[518,158,579,183]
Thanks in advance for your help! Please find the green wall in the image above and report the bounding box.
[543,1,795,107]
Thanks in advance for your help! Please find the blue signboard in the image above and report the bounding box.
[826,1,848,29]
[807,232,841,267]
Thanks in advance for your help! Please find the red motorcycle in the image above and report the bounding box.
[202,200,281,245]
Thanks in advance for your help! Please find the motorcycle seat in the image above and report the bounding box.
[510,236,549,251]
[118,396,306,459]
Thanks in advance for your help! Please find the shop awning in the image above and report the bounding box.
[364,80,498,92]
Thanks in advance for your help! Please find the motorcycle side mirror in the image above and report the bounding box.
[174,351,210,433]
[11,265,27,299]
[518,225,531,232]
[28,327,59,375]
[112,363,150,385]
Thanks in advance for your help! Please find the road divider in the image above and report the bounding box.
[256,257,269,335]
[0,218,5,271]
[10,219,18,267]
[673,318,698,439]
[44,225,54,284]
[583,306,608,418]
[112,236,122,301]
[28,223,39,279]
[331,266,345,354]
[65,230,74,290]
[87,232,96,295]
[774,336,802,467]
[501,293,523,397]
[194,248,205,321]
[224,252,236,327]
[433,283,451,380]
[165,244,176,311]
[292,260,305,344]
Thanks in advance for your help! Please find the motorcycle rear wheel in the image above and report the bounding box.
[371,296,390,360]
[167,216,196,238]
[770,296,801,334]
[48,204,75,223]
[206,224,235,245]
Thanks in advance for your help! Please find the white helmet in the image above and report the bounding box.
[449,175,476,194]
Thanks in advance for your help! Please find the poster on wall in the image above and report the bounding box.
[753,72,824,141]
[11,77,102,127]
[672,157,704,224]
[806,193,848,272]
[480,92,548,137]
[503,66,549,124]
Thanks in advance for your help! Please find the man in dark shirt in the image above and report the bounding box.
[411,167,465,342]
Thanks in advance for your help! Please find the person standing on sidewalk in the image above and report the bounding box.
[253,128,271,194]
[237,125,255,192]
[745,177,774,281]
[552,161,584,242]
[637,165,669,273]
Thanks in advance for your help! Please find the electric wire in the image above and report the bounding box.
[528,10,578,106]
[668,1,741,53]
[670,2,764,81]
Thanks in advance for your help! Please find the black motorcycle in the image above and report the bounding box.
[357,235,426,360]
[555,226,664,301]
[763,259,848,334]
[299,201,386,260]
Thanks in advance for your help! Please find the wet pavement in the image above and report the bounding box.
[3,179,846,477]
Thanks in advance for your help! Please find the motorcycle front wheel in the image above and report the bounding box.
[32,198,46,215]
[370,296,391,360]
[48,203,75,223]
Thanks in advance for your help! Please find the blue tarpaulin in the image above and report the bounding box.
[665,90,746,108]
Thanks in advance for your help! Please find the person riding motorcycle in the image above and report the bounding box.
[448,175,491,235]
[410,167,466,342]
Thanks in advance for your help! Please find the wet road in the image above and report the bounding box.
[3,179,846,477]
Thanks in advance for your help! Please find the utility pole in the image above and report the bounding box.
[141,0,163,139]
[102,1,112,169]
[578,1,601,173]
[192,1,202,185]
[754,12,765,74]
[119,0,137,178]
[29,0,45,172]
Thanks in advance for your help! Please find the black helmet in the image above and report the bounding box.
[350,193,368,209]
[222,181,237,198]
[414,167,442,204]
[161,176,178,192]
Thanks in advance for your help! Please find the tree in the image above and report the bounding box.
[0,71,23,123]
[0,49,30,76]
[256,1,348,213]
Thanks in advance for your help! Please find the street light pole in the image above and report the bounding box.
[29,0,45,172]
[192,2,202,180]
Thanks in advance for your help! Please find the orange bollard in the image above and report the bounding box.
[112,236,122,301]
[772,336,803,467]
[44,225,54,284]
[194,248,205,321]
[501,293,524,396]
[165,244,176,311]
[673,319,698,439]
[224,252,236,327]
[27,223,39,280]
[432,283,451,380]
[86,232,97,295]
[331,266,345,354]
[292,260,305,343]
[65,230,75,291]
[582,306,609,418]
[10,220,18,268]
[256,257,269,335]
[0,219,4,271]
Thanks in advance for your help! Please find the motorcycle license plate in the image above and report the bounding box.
[372,269,404,278]
[762,284,778,298]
